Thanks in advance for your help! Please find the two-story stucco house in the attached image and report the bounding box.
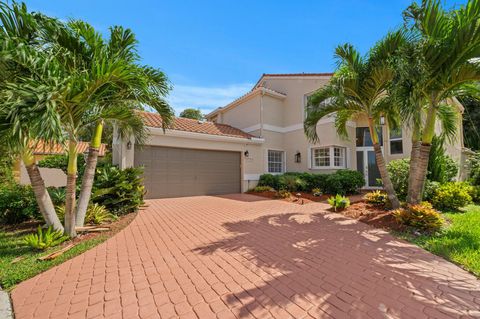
[113,73,467,199]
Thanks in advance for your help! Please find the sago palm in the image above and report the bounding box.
[305,32,406,209]
[396,0,480,204]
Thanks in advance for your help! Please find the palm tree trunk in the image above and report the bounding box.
[372,143,400,209]
[408,107,436,204]
[75,147,99,226]
[64,140,77,237]
[22,152,64,232]
[406,139,421,203]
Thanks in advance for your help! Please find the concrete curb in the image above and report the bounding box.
[0,288,13,319]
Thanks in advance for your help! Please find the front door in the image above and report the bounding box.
[356,148,382,188]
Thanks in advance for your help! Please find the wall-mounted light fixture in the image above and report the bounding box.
[294,151,301,163]
[380,115,386,126]
[126,141,132,150]
[244,150,249,157]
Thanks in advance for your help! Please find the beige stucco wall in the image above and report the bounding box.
[220,95,261,130]
[19,164,67,187]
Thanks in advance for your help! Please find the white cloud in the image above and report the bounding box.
[167,83,253,115]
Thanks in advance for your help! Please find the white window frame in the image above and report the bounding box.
[266,149,285,174]
[303,92,333,120]
[389,128,403,155]
[311,146,347,169]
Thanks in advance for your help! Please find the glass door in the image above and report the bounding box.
[356,149,382,188]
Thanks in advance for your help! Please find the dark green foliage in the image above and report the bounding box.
[92,165,144,215]
[460,96,480,151]
[257,174,280,190]
[179,108,204,120]
[257,170,363,195]
[38,154,86,177]
[387,159,410,200]
[326,170,364,195]
[47,187,66,206]
[0,151,14,185]
[0,184,40,224]
[23,226,68,250]
[468,152,480,186]
[427,136,458,183]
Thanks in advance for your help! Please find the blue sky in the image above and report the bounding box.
[23,0,466,114]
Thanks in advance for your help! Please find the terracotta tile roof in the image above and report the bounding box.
[139,111,255,139]
[32,141,107,156]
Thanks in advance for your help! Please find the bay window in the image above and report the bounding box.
[311,146,346,169]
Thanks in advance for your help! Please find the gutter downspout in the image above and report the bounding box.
[260,88,265,138]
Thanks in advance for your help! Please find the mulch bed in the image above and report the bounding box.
[339,201,404,231]
[247,190,403,232]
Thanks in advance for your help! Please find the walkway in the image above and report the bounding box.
[12,194,480,318]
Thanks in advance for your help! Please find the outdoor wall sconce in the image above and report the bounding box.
[380,115,386,126]
[294,151,301,163]
[244,150,249,157]
[126,141,132,150]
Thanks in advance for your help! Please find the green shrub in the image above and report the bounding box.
[85,204,117,225]
[423,180,441,202]
[250,186,274,192]
[323,170,364,195]
[387,159,410,200]
[312,188,322,196]
[48,187,66,206]
[393,202,444,232]
[0,184,40,224]
[427,136,458,183]
[278,174,307,192]
[276,189,291,199]
[304,174,328,191]
[431,182,473,211]
[92,165,144,215]
[468,151,480,186]
[470,185,480,203]
[257,174,280,190]
[23,226,69,250]
[328,194,350,211]
[364,190,388,206]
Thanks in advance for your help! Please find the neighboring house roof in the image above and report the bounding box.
[32,141,107,156]
[139,111,255,139]
[205,86,287,118]
[252,72,334,90]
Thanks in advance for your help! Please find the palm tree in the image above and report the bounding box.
[396,0,480,204]
[304,32,406,209]
[37,19,173,234]
[0,2,64,231]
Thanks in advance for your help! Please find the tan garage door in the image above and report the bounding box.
[134,146,241,199]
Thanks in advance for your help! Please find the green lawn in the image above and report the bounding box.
[0,227,108,291]
[401,204,480,277]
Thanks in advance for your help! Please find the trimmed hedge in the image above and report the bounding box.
[257,170,364,195]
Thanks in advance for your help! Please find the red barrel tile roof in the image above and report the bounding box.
[139,111,254,139]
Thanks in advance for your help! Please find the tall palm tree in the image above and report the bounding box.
[305,32,406,209]
[0,2,64,231]
[37,18,173,234]
[396,0,480,204]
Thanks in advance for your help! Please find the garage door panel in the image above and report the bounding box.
[134,146,241,199]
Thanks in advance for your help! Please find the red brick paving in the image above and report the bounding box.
[11,194,480,318]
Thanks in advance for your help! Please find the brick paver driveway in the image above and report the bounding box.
[12,195,480,318]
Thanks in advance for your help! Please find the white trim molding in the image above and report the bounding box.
[243,119,355,134]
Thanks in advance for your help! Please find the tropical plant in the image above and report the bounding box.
[364,190,389,207]
[85,204,116,225]
[395,0,480,204]
[431,182,473,211]
[257,174,280,190]
[312,188,322,197]
[328,194,350,211]
[427,135,458,183]
[393,202,444,233]
[179,108,203,120]
[0,2,64,231]
[92,165,144,215]
[304,32,405,209]
[23,226,69,250]
[250,186,274,193]
[276,190,291,199]
[279,174,306,192]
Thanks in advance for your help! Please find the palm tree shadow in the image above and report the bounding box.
[193,210,480,318]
